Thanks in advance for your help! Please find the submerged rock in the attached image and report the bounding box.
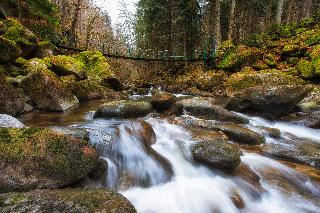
[20,59,79,111]
[0,189,136,213]
[0,128,99,193]
[94,100,152,119]
[192,139,241,171]
[177,97,249,124]
[0,76,26,116]
[0,114,24,128]
[261,135,320,169]
[151,92,176,112]
[226,85,313,119]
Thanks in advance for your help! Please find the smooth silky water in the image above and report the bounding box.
[21,98,320,213]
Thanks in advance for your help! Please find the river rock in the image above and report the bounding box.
[189,119,265,145]
[0,189,136,213]
[0,76,26,116]
[101,77,123,91]
[21,59,79,111]
[226,85,313,119]
[257,126,281,139]
[192,139,241,171]
[51,126,90,141]
[0,114,24,128]
[0,128,99,193]
[138,120,156,146]
[49,55,87,80]
[94,100,152,119]
[151,92,176,112]
[261,135,320,169]
[177,97,249,124]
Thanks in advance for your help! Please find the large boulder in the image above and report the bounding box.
[261,135,320,169]
[0,189,136,213]
[188,119,265,145]
[0,114,24,128]
[226,85,313,119]
[0,76,26,116]
[94,100,152,119]
[49,55,87,80]
[177,97,248,124]
[192,139,241,171]
[61,76,106,101]
[0,18,37,62]
[0,128,100,193]
[151,92,176,112]
[20,59,79,111]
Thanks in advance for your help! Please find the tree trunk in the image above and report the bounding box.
[213,0,221,47]
[70,0,82,46]
[276,0,284,24]
[227,0,236,40]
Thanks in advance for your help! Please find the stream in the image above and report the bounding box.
[21,96,320,213]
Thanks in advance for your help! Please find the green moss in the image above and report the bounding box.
[312,57,320,77]
[282,44,305,57]
[263,53,277,68]
[305,33,320,46]
[76,51,113,80]
[287,57,300,65]
[226,72,262,91]
[2,19,36,46]
[296,60,315,79]
[49,55,86,80]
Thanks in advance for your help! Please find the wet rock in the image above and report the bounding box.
[0,114,24,128]
[151,92,176,112]
[94,100,152,119]
[257,126,281,139]
[178,97,248,124]
[51,127,90,141]
[0,189,136,213]
[226,85,313,119]
[192,138,241,171]
[300,111,320,128]
[0,76,26,116]
[49,55,87,80]
[261,135,320,169]
[61,76,106,101]
[138,120,156,146]
[0,128,100,193]
[101,77,123,91]
[0,19,37,63]
[298,85,320,113]
[20,59,79,111]
[189,119,265,145]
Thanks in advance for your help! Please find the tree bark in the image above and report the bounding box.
[276,0,284,24]
[70,0,82,46]
[227,0,236,40]
[212,0,221,47]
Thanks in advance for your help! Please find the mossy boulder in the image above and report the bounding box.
[226,85,313,119]
[151,92,176,112]
[263,53,278,68]
[296,60,315,79]
[281,44,306,57]
[76,51,114,80]
[20,58,79,111]
[216,44,262,71]
[61,76,106,101]
[0,128,100,193]
[49,55,87,80]
[192,139,241,171]
[177,97,248,124]
[0,189,136,213]
[0,75,26,116]
[311,56,320,77]
[94,100,152,119]
[0,18,37,62]
[298,85,320,113]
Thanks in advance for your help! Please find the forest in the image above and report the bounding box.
[1,0,320,213]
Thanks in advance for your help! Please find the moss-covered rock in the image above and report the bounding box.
[0,128,100,193]
[311,56,320,77]
[61,76,106,101]
[226,85,313,119]
[20,58,79,111]
[192,139,241,171]
[76,51,114,80]
[263,53,278,68]
[296,60,315,79]
[281,44,306,57]
[0,189,136,213]
[49,55,87,80]
[94,100,152,119]
[0,18,37,62]
[0,75,26,116]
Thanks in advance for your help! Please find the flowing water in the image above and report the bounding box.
[22,99,320,213]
